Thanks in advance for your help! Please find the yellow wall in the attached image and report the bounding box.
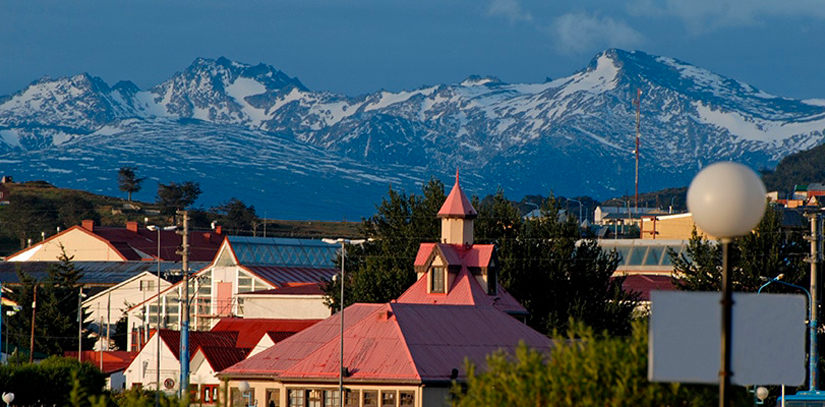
[8,228,124,261]
[640,214,716,240]
[224,380,427,407]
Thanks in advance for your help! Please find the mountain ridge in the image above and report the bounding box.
[1,49,823,219]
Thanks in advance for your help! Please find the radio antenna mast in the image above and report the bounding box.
[634,88,642,212]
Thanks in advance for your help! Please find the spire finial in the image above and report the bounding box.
[456,168,460,184]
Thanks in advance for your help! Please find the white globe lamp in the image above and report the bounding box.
[2,392,13,405]
[687,161,766,239]
[755,386,769,401]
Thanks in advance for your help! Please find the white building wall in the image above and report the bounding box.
[124,333,181,393]
[242,295,331,320]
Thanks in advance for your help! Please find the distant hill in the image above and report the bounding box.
[762,143,825,195]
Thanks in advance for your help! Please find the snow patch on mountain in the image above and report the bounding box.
[693,101,825,142]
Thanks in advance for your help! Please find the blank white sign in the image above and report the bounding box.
[649,291,806,385]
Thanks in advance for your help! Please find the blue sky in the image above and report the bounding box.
[2,0,825,100]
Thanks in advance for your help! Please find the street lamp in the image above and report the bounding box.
[147,224,176,406]
[2,392,13,406]
[238,381,251,407]
[687,161,767,407]
[568,198,583,224]
[321,238,368,407]
[758,274,817,392]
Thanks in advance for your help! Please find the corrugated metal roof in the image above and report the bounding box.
[437,172,477,218]
[618,274,675,301]
[0,261,209,285]
[397,266,527,315]
[220,303,552,383]
[158,329,238,360]
[198,346,250,372]
[243,266,338,288]
[414,244,493,268]
[211,318,322,348]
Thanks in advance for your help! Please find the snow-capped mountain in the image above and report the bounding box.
[1,49,824,219]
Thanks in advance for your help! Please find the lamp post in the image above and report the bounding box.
[147,224,176,407]
[322,238,368,407]
[2,392,13,407]
[568,198,583,224]
[758,274,817,392]
[687,161,767,407]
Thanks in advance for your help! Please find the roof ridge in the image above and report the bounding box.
[389,302,424,381]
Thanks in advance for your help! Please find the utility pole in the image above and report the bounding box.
[77,288,83,362]
[805,210,821,391]
[176,210,190,400]
[633,88,642,212]
[29,285,36,364]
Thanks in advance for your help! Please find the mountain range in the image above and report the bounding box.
[1,49,824,220]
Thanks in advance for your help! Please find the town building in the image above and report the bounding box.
[218,173,552,407]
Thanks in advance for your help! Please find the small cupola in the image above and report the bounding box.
[437,170,477,245]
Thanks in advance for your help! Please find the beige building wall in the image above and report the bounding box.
[640,214,717,240]
[7,227,126,261]
[241,295,331,320]
[224,380,427,407]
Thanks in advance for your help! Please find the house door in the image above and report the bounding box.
[216,282,233,316]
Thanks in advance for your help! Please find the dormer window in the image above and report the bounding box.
[430,266,446,293]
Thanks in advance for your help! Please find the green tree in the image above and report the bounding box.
[670,206,807,292]
[8,251,95,357]
[212,197,259,235]
[0,356,106,406]
[451,320,746,407]
[475,194,638,336]
[156,181,202,216]
[118,166,146,203]
[324,178,445,309]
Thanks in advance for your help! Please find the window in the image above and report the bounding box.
[381,390,396,406]
[202,385,219,404]
[430,267,445,293]
[487,268,497,295]
[344,390,360,407]
[307,389,322,407]
[230,388,243,407]
[363,390,378,407]
[140,280,154,291]
[323,390,339,407]
[288,389,305,407]
[400,391,414,406]
[266,388,280,407]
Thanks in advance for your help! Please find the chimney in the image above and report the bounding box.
[126,221,138,232]
[215,225,222,235]
[82,219,95,231]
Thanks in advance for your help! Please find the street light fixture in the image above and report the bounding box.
[2,392,13,406]
[687,161,767,407]
[147,224,176,406]
[238,381,251,406]
[321,238,368,407]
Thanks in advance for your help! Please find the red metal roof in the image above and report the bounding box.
[242,266,338,288]
[196,346,251,372]
[211,318,322,348]
[437,171,477,219]
[397,266,527,315]
[220,303,552,382]
[158,329,238,360]
[64,350,137,374]
[617,274,675,301]
[92,225,222,262]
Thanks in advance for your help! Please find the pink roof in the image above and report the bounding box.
[220,303,552,383]
[413,243,494,268]
[64,350,137,374]
[211,318,322,348]
[437,171,477,219]
[397,266,526,315]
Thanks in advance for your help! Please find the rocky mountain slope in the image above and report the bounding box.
[1,50,823,219]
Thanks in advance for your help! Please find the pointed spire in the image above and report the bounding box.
[438,169,477,219]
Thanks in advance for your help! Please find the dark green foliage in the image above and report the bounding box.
[451,320,747,407]
[109,387,183,407]
[212,197,259,235]
[7,251,95,357]
[324,178,445,308]
[0,356,106,406]
[670,206,807,292]
[58,191,101,228]
[762,143,825,194]
[113,315,128,351]
[156,181,202,216]
[0,194,59,248]
[475,194,638,336]
[117,166,146,202]
[602,187,688,213]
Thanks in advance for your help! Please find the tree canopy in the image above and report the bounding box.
[117,166,146,202]
[156,181,202,216]
[212,197,259,235]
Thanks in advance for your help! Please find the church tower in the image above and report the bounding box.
[437,170,477,245]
